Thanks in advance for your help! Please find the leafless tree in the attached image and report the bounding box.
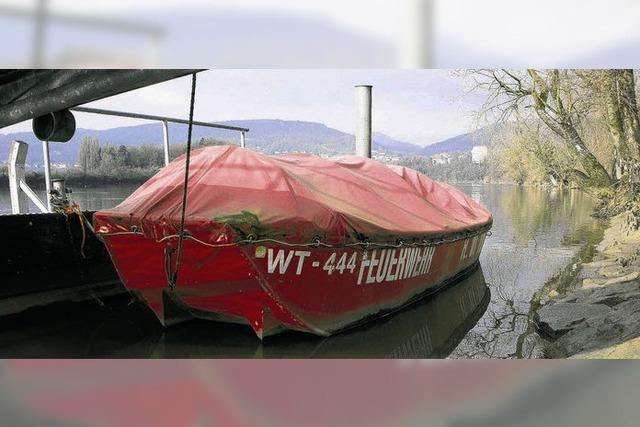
[468,69,632,187]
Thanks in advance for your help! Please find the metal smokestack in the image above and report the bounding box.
[355,85,372,158]
[399,0,434,68]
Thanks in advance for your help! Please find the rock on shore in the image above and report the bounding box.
[534,212,640,358]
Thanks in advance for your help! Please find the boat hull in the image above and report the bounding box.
[101,228,489,338]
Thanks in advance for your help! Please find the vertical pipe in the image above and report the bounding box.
[9,141,29,214]
[162,120,170,166]
[399,0,434,68]
[42,140,52,212]
[355,85,372,158]
[240,131,246,148]
[33,0,47,67]
[148,35,161,66]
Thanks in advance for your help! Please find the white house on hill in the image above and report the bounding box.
[471,145,488,164]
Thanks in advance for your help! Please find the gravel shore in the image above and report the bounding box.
[534,212,640,358]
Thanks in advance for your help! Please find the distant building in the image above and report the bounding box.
[471,145,488,164]
[430,153,451,165]
[372,149,401,164]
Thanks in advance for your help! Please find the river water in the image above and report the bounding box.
[453,184,603,358]
[0,183,603,358]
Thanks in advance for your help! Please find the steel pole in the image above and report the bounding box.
[42,140,52,211]
[162,120,170,166]
[72,106,248,133]
[355,85,372,158]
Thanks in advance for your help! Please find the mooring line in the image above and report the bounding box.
[168,72,197,290]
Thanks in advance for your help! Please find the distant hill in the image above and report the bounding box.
[420,131,487,156]
[0,119,487,167]
[373,132,425,155]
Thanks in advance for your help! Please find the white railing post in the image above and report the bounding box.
[240,131,246,148]
[42,140,52,211]
[9,141,29,214]
[162,119,170,166]
[9,140,49,214]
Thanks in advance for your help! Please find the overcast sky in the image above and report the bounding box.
[3,0,639,67]
[4,69,486,146]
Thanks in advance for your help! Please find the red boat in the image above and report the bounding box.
[94,146,492,338]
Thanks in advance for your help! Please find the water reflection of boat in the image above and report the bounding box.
[0,267,489,358]
[159,266,489,358]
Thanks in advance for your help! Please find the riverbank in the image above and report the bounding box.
[0,168,156,189]
[534,211,640,358]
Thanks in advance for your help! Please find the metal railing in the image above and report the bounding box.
[6,107,249,214]
[71,106,250,167]
[8,141,48,214]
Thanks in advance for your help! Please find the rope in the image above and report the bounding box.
[50,182,95,258]
[168,72,198,290]
[74,206,87,258]
[59,203,88,258]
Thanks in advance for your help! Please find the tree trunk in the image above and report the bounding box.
[529,69,613,187]
[560,122,613,187]
[618,69,640,160]
[533,105,612,187]
[603,71,629,178]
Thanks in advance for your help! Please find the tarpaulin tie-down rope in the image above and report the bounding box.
[102,222,492,250]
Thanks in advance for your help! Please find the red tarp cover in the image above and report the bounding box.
[94,146,492,244]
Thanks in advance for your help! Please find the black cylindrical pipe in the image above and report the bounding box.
[32,109,76,142]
